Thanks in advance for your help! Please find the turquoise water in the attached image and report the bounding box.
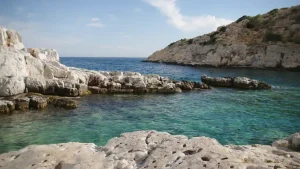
[0,57,300,153]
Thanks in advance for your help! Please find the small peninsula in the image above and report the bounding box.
[146,5,300,70]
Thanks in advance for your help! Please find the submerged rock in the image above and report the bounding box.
[14,97,30,111]
[201,75,271,89]
[0,100,14,114]
[53,98,78,110]
[0,131,299,169]
[201,75,233,87]
[29,96,47,109]
[233,77,272,89]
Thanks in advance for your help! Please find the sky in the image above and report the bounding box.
[0,0,299,57]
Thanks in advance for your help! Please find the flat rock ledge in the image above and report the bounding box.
[201,75,272,89]
[0,131,299,169]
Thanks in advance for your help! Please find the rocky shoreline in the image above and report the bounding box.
[0,131,299,169]
[0,25,273,114]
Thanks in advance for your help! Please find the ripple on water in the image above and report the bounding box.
[0,57,300,153]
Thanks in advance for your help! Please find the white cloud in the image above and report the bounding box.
[91,18,99,22]
[144,0,233,32]
[86,22,105,28]
[87,18,105,28]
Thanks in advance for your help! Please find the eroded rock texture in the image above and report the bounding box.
[0,131,299,169]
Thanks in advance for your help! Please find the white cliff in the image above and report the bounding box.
[0,26,210,100]
[147,6,300,70]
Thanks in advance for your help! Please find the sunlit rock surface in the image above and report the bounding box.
[0,131,299,169]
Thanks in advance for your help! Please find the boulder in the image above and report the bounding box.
[176,81,194,90]
[25,77,46,93]
[25,55,54,79]
[44,61,70,78]
[0,76,26,96]
[158,83,182,94]
[288,133,300,151]
[88,73,107,86]
[0,27,24,50]
[53,98,78,110]
[29,96,47,109]
[233,77,272,89]
[88,86,108,94]
[107,82,121,89]
[273,132,300,152]
[27,48,59,62]
[134,81,147,89]
[15,97,30,111]
[201,75,233,87]
[0,100,15,113]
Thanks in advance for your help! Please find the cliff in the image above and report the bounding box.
[0,26,212,99]
[146,5,300,70]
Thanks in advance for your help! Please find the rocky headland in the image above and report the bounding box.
[0,131,299,169]
[146,5,300,70]
[0,25,273,114]
[0,26,213,113]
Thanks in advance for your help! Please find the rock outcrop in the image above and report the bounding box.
[201,75,272,89]
[0,131,299,169]
[146,5,300,70]
[0,26,209,99]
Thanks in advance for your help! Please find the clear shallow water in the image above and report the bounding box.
[0,57,300,153]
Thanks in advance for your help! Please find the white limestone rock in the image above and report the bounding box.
[0,76,25,96]
[27,48,59,62]
[0,131,299,169]
[0,27,24,50]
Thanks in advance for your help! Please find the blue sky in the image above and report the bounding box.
[0,0,299,57]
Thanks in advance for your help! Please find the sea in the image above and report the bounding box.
[0,57,299,153]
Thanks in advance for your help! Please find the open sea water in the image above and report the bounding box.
[0,57,299,153]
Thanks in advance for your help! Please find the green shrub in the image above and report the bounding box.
[246,22,255,28]
[264,32,282,42]
[292,36,300,44]
[294,14,300,24]
[168,42,176,47]
[210,31,219,38]
[246,15,262,29]
[187,39,193,44]
[291,7,298,13]
[268,8,279,15]
[219,26,227,32]
[236,15,252,23]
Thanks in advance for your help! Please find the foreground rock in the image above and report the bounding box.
[201,75,272,89]
[273,132,300,152]
[0,131,299,169]
[146,6,300,70]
